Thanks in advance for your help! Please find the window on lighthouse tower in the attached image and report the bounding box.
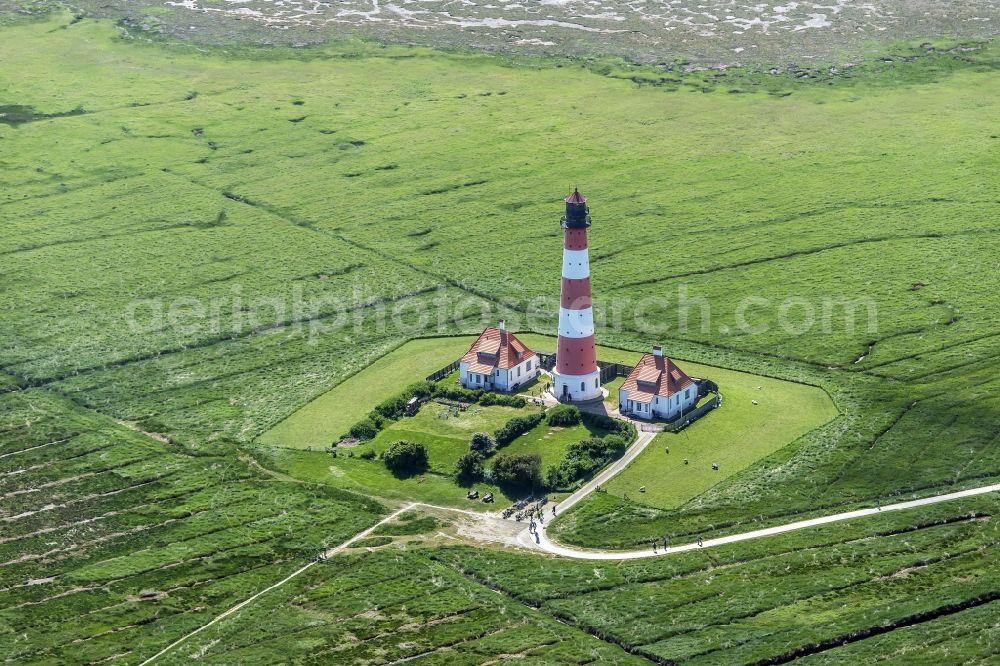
[580,381,585,391]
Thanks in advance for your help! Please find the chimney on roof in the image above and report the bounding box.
[499,319,506,331]
[652,345,663,357]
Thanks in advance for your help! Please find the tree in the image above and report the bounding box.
[470,431,495,454]
[490,452,542,489]
[383,440,428,475]
[348,417,379,441]
[546,404,581,426]
[455,451,485,481]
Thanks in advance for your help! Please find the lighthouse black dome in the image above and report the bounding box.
[561,188,591,229]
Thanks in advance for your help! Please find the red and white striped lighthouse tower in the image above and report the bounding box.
[552,189,602,402]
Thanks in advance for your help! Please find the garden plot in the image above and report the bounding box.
[366,402,534,473]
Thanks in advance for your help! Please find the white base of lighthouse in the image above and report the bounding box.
[552,369,603,403]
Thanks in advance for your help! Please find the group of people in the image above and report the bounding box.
[527,504,556,534]
[649,534,704,554]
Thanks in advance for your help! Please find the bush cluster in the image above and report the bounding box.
[371,380,435,420]
[546,404,581,426]
[581,410,636,441]
[455,451,485,481]
[434,384,482,403]
[544,435,627,490]
[344,380,526,443]
[494,412,545,447]
[383,440,428,474]
[480,392,527,408]
[470,431,495,454]
[490,452,542,488]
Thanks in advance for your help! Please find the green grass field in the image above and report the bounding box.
[604,369,837,509]
[3,9,1000,664]
[259,336,474,449]
[255,446,509,510]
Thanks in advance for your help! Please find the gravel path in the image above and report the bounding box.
[521,483,1000,559]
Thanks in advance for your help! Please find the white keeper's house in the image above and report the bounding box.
[619,345,699,420]
[459,321,540,392]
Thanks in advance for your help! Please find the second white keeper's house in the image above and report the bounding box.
[619,345,699,420]
[459,321,539,392]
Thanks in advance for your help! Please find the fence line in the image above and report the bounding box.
[426,359,460,382]
[638,392,722,433]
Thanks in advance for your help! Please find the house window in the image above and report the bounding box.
[580,381,585,391]
[518,366,522,377]
[685,388,691,399]
[526,359,532,371]
[594,378,598,388]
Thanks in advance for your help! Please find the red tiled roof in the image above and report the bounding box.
[620,353,695,403]
[565,189,586,204]
[461,327,537,372]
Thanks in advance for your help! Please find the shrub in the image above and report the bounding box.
[480,392,527,408]
[600,435,628,456]
[544,434,628,490]
[359,449,376,460]
[546,404,581,426]
[406,380,436,398]
[490,452,542,488]
[581,410,636,442]
[470,431,495,454]
[494,411,545,447]
[383,440,428,474]
[373,394,408,420]
[348,418,379,441]
[455,451,485,481]
[434,384,482,402]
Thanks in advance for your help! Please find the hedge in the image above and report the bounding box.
[544,434,627,490]
[494,412,545,448]
[345,381,528,443]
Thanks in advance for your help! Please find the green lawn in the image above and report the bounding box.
[505,419,613,468]
[261,332,835,506]
[257,446,512,511]
[516,334,840,509]
[259,336,474,450]
[366,402,535,473]
[602,375,626,407]
[603,370,838,508]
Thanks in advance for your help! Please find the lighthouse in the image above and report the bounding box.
[552,189,602,402]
